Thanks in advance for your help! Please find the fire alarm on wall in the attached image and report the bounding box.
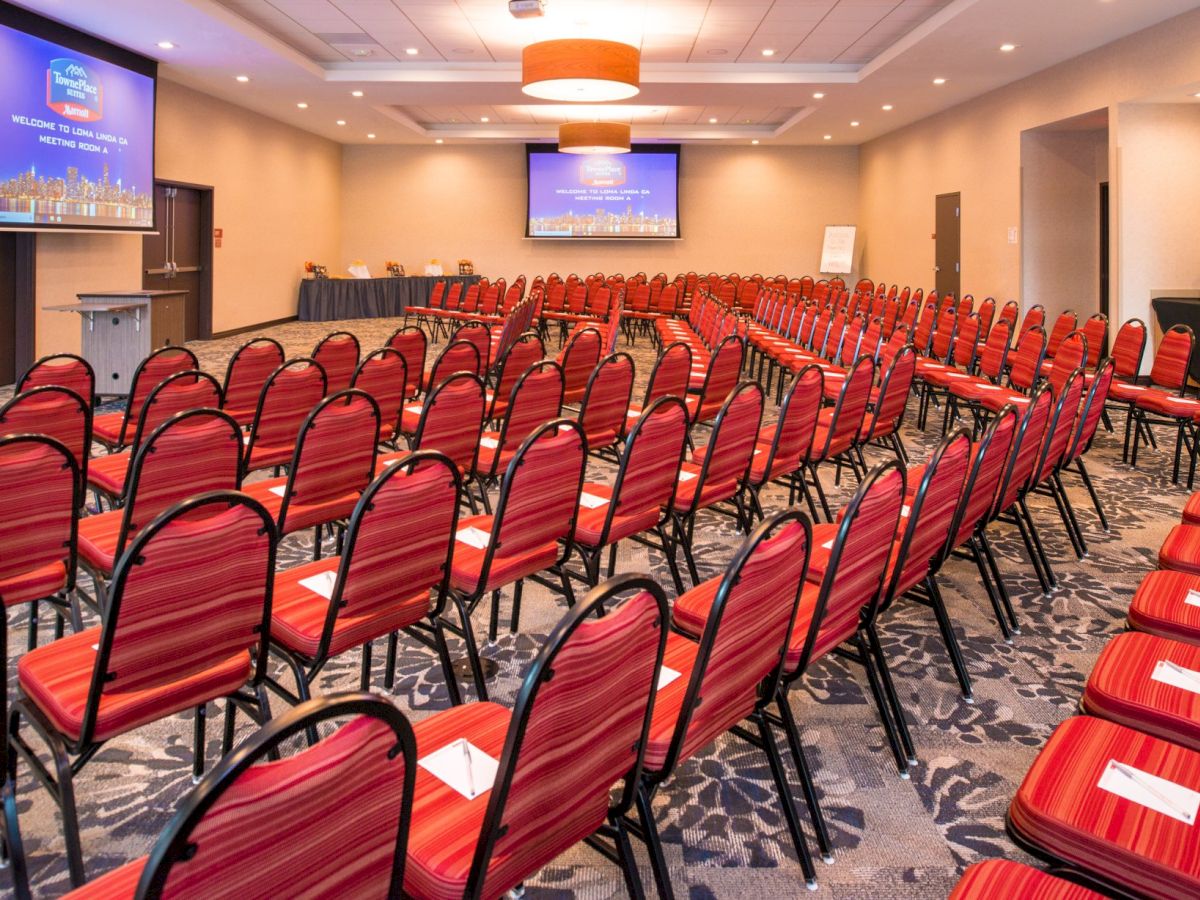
[214,227,223,248]
[509,0,546,18]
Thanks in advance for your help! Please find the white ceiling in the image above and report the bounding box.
[10,0,1200,146]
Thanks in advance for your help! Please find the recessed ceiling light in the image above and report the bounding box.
[823,134,832,140]
[452,48,474,54]
[708,117,718,123]
[761,49,775,57]
[435,138,444,144]
[367,133,376,139]
[850,121,860,127]
[1000,43,1017,52]
[933,77,947,85]
[882,104,893,111]
[157,41,175,50]
[405,47,418,55]
[706,48,728,56]
[481,116,490,122]
[336,119,346,126]
[1193,92,1200,98]
[751,139,760,144]
[297,102,308,109]
[351,90,364,97]
[235,75,250,82]
[812,92,825,99]
[351,49,372,57]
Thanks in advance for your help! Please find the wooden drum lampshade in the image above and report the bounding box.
[558,121,632,154]
[522,39,640,102]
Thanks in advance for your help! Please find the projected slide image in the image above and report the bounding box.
[0,23,154,228]
[528,151,679,238]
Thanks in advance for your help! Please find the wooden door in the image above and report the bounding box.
[143,183,206,341]
[935,192,961,299]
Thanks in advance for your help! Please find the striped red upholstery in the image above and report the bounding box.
[1160,524,1200,575]
[1007,326,1046,392]
[246,359,327,473]
[92,347,198,448]
[18,354,94,406]
[1081,315,1107,367]
[406,590,662,899]
[677,385,762,513]
[1111,319,1147,379]
[402,373,486,476]
[488,336,543,420]
[0,438,75,608]
[1020,304,1046,333]
[995,389,1054,514]
[1010,715,1200,899]
[352,349,407,441]
[578,354,635,450]
[312,332,360,393]
[1128,569,1200,646]
[1067,361,1115,464]
[386,326,427,397]
[1149,326,1194,392]
[975,320,1012,381]
[1044,311,1077,358]
[1047,332,1086,397]
[948,859,1104,900]
[811,356,873,461]
[758,367,822,483]
[1083,631,1200,751]
[475,363,563,481]
[0,386,90,488]
[421,340,480,396]
[1034,373,1084,484]
[449,324,490,376]
[1185,491,1200,526]
[862,349,916,443]
[688,336,744,425]
[556,327,603,405]
[121,372,223,462]
[222,338,284,425]
[949,410,1018,550]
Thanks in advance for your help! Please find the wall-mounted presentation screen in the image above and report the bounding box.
[0,3,156,231]
[526,144,680,239]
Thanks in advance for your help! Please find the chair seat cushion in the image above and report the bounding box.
[77,511,121,577]
[86,452,129,498]
[1185,491,1200,526]
[19,629,251,743]
[1082,631,1200,753]
[241,479,360,536]
[405,701,513,900]
[1159,524,1200,575]
[400,403,424,434]
[947,379,1004,401]
[1107,380,1151,402]
[1137,389,1200,419]
[0,561,68,609]
[948,859,1104,900]
[572,482,660,548]
[1128,570,1200,646]
[977,389,1028,412]
[61,857,147,899]
[246,441,294,473]
[1009,715,1200,900]
[670,576,720,638]
[91,411,127,447]
[448,513,558,596]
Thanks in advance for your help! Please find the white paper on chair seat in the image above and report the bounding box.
[1152,659,1200,695]
[579,491,610,509]
[901,504,911,518]
[678,470,698,482]
[405,404,423,415]
[419,738,498,801]
[1098,759,1200,825]
[298,569,338,600]
[268,485,287,498]
[456,526,491,549]
[626,410,641,418]
[657,666,682,691]
[479,437,499,449]
[821,539,834,550]
[241,432,250,444]
[1185,589,1200,608]
[383,456,401,467]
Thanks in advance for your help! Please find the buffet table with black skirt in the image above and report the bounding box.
[297,274,481,321]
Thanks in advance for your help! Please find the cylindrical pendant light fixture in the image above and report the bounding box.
[522,39,640,102]
[558,121,632,154]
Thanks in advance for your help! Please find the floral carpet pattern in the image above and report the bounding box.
[4,316,1184,898]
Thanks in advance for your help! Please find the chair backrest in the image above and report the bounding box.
[1020,303,1045,333]
[655,283,679,315]
[1110,318,1147,379]
[467,576,665,898]
[17,353,95,407]
[427,280,446,309]
[1081,314,1108,367]
[1045,311,1077,357]
[862,346,916,442]
[1048,331,1087,397]
[603,397,690,540]
[1149,324,1195,392]
[656,510,811,774]
[815,355,874,459]
[883,431,971,607]
[119,409,244,562]
[1035,368,1085,484]
[277,390,380,531]
[913,301,937,353]
[578,352,635,449]
[929,305,958,360]
[759,365,823,484]
[128,370,225,460]
[491,361,566,472]
[443,282,462,309]
[946,405,1019,550]
[1067,357,1115,463]
[976,297,996,335]
[386,326,428,397]
[997,300,1019,331]
[135,693,414,899]
[566,284,587,314]
[222,338,285,422]
[489,333,545,418]
[642,342,692,409]
[951,312,982,369]
[312,331,360,393]
[427,339,481,393]
[90,491,275,742]
[558,326,603,404]
[1007,325,1046,392]
[0,434,79,607]
[411,372,486,476]
[246,358,328,470]
[351,348,408,437]
[692,334,745,424]
[977,319,1013,381]
[689,382,764,509]
[791,462,904,675]
[0,385,91,491]
[113,346,201,446]
[451,322,490,376]
[995,384,1055,513]
[460,283,480,314]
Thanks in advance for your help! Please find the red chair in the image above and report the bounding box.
[243,389,380,559]
[386,324,428,398]
[485,331,543,421]
[976,297,996,335]
[802,355,874,520]
[571,396,690,592]
[638,510,818,895]
[1131,324,1198,483]
[625,341,691,426]
[243,358,328,475]
[17,353,94,408]
[748,364,823,522]
[1009,715,1200,899]
[1080,313,1108,368]
[1019,302,1046,333]
[268,451,465,704]
[688,334,745,427]
[86,370,224,503]
[405,576,666,898]
[1128,568,1200,646]
[576,352,635,456]
[312,331,360,394]
[996,299,1019,331]
[949,859,1105,900]
[672,382,764,585]
[91,346,199,451]
[0,385,91,495]
[351,347,408,445]
[557,325,603,406]
[76,409,243,614]
[221,337,284,426]
[10,491,276,887]
[1023,369,1087,565]
[860,344,917,466]
[449,321,491,377]
[945,319,1013,433]
[1043,309,1078,358]
[380,372,486,495]
[63,694,416,900]
[415,338,480,401]
[1105,317,1149,453]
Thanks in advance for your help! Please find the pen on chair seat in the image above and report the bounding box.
[1111,761,1193,822]
[462,738,475,798]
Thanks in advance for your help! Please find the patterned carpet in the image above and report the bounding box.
[4,316,1186,899]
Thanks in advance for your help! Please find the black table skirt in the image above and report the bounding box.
[297,275,481,321]
[1151,297,1200,383]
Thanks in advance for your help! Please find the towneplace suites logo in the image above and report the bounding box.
[579,158,627,187]
[46,58,103,122]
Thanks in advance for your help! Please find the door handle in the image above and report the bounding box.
[934,266,941,272]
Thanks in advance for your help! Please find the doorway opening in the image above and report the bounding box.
[0,233,35,385]
[142,181,214,341]
[935,193,961,299]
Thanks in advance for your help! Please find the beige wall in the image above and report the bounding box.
[859,6,1200,333]
[339,143,860,284]
[32,78,342,358]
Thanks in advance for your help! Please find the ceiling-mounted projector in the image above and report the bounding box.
[509,0,546,18]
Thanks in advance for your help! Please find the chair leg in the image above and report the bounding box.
[611,812,647,900]
[431,619,465,706]
[312,523,322,561]
[488,589,502,643]
[976,531,1019,638]
[509,579,524,634]
[862,624,917,764]
[674,515,701,588]
[2,782,30,900]
[808,464,833,522]
[655,525,686,595]
[1045,477,1085,560]
[774,692,833,861]
[384,632,399,690]
[1011,507,1052,596]
[634,784,675,900]
[452,593,489,702]
[754,710,818,889]
[854,631,909,777]
[1074,458,1109,532]
[1019,499,1057,590]
[1053,473,1088,557]
[360,639,373,690]
[924,578,973,701]
[192,703,207,783]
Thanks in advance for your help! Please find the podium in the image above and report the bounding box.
[45,290,188,395]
